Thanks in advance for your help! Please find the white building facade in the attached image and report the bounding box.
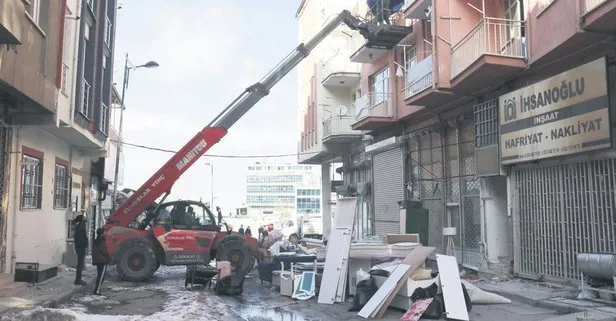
[245,163,321,225]
[295,0,368,238]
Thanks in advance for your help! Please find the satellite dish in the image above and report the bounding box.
[335,105,348,116]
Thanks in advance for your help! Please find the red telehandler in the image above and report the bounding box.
[102,10,397,282]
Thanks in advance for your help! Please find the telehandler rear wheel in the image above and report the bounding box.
[216,238,254,276]
[116,240,157,282]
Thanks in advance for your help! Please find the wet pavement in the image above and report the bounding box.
[1,265,565,321]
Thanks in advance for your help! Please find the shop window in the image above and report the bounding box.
[21,154,43,210]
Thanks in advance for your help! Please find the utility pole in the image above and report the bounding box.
[111,54,159,212]
[111,54,129,212]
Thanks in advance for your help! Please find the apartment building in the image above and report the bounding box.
[296,0,371,238]
[0,0,118,280]
[336,0,616,279]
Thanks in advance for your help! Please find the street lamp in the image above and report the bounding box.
[111,54,159,212]
[204,162,214,209]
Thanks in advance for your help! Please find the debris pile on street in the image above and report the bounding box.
[253,197,515,320]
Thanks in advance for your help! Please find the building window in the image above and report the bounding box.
[504,0,523,39]
[369,67,390,105]
[61,63,69,94]
[474,99,499,148]
[405,46,417,72]
[54,163,69,209]
[80,78,91,117]
[61,9,72,95]
[25,0,41,24]
[21,154,43,210]
[104,16,112,46]
[99,102,108,134]
[87,0,95,12]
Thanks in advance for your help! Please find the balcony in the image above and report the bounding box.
[0,0,24,44]
[351,93,394,131]
[322,114,362,145]
[450,18,526,93]
[580,0,616,32]
[321,56,360,88]
[405,55,432,98]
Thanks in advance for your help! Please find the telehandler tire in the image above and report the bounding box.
[116,239,158,282]
[216,237,254,276]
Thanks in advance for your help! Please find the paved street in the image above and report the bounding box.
[0,266,566,321]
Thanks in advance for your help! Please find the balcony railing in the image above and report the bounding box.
[405,55,433,99]
[451,17,526,79]
[352,92,393,121]
[366,0,406,25]
[323,114,359,138]
[80,79,91,117]
[581,0,608,14]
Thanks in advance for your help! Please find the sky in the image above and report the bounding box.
[111,0,306,214]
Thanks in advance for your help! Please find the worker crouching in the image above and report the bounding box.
[91,228,111,295]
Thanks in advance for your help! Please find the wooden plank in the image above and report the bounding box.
[436,254,469,321]
[374,246,436,318]
[357,263,411,318]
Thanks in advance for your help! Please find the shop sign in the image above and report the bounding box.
[499,57,611,165]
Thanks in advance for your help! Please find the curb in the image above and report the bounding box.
[475,284,584,314]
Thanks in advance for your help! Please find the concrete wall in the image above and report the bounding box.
[480,176,511,275]
[527,0,580,64]
[6,127,75,271]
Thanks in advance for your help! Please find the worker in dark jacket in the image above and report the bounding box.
[91,228,110,295]
[73,214,88,285]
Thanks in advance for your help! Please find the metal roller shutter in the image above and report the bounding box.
[373,147,404,235]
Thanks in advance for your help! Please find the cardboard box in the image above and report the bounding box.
[383,234,420,244]
[216,261,231,279]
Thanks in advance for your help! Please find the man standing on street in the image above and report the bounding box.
[92,228,110,295]
[73,214,88,285]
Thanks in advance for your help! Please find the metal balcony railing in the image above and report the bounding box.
[323,114,359,138]
[405,55,433,99]
[352,92,393,121]
[581,0,607,14]
[80,79,91,117]
[366,0,406,25]
[451,17,526,79]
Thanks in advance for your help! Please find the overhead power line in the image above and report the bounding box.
[114,140,323,159]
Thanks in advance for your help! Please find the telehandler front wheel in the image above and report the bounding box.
[116,240,157,282]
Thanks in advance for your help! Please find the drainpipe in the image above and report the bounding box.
[6,128,19,274]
